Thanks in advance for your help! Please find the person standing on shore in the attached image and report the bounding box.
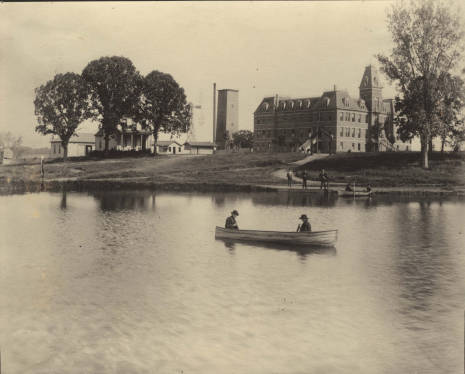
[319,169,328,191]
[287,169,293,188]
[302,170,308,189]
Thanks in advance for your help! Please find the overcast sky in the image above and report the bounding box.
[1,1,400,148]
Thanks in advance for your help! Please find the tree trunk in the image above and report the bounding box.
[62,143,68,162]
[153,131,158,155]
[104,134,110,153]
[428,138,433,155]
[441,137,445,153]
[420,135,429,169]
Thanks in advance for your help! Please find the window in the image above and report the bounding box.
[358,114,361,123]
[352,143,355,149]
[340,127,343,136]
[358,143,361,151]
[352,113,355,122]
[168,147,171,152]
[346,127,350,137]
[358,129,361,138]
[178,147,181,152]
[340,142,343,149]
[340,112,344,121]
[345,113,350,121]
[352,128,356,137]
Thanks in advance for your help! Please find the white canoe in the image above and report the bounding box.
[215,226,337,247]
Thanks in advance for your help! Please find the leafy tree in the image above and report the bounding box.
[436,74,465,152]
[232,130,254,148]
[377,0,465,168]
[137,71,190,153]
[34,73,97,160]
[0,132,23,159]
[82,56,142,152]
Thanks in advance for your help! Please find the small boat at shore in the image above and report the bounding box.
[340,191,373,198]
[215,226,337,247]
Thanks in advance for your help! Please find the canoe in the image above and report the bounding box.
[215,226,337,247]
[340,191,373,197]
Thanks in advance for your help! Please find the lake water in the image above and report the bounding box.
[0,190,464,374]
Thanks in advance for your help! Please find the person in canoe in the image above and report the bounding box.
[345,183,353,192]
[225,210,239,230]
[296,214,312,232]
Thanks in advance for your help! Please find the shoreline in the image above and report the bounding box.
[1,176,463,197]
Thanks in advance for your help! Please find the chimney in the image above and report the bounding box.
[212,83,216,142]
[333,84,337,91]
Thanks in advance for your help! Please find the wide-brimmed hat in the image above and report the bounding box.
[299,214,308,220]
[231,210,239,216]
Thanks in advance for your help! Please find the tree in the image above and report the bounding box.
[138,71,190,154]
[0,132,23,159]
[232,130,254,149]
[377,0,465,168]
[34,73,97,160]
[82,56,142,152]
[436,74,465,152]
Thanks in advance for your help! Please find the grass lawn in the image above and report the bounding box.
[296,151,465,187]
[1,151,464,190]
[0,152,303,186]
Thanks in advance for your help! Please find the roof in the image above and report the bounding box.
[185,141,216,147]
[51,133,95,144]
[95,128,151,136]
[155,140,183,146]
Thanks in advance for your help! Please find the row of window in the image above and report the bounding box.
[339,112,368,123]
[340,127,366,138]
[340,142,363,151]
[256,111,368,125]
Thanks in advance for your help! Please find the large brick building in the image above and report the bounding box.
[253,65,410,153]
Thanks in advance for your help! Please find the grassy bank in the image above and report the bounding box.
[1,151,464,194]
[296,152,465,187]
[0,153,302,193]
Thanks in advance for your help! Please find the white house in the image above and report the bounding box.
[0,147,14,165]
[184,141,216,155]
[155,140,188,155]
[95,127,152,152]
[50,133,95,157]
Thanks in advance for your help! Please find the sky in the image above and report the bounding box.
[0,1,400,148]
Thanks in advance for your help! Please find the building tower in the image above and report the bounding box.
[359,65,384,151]
[215,89,239,149]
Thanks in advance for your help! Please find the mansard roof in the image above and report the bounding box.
[254,90,369,114]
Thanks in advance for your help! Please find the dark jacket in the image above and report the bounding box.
[298,220,311,232]
[225,216,238,230]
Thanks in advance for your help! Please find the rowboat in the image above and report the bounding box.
[340,191,373,198]
[215,226,337,247]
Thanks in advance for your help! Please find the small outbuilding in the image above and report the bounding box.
[50,133,95,157]
[0,147,14,165]
[155,140,187,155]
[184,141,217,155]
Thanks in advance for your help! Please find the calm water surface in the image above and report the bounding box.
[0,190,464,374]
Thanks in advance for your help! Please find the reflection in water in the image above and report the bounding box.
[221,238,337,259]
[91,190,156,211]
[60,190,67,210]
[1,191,464,374]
